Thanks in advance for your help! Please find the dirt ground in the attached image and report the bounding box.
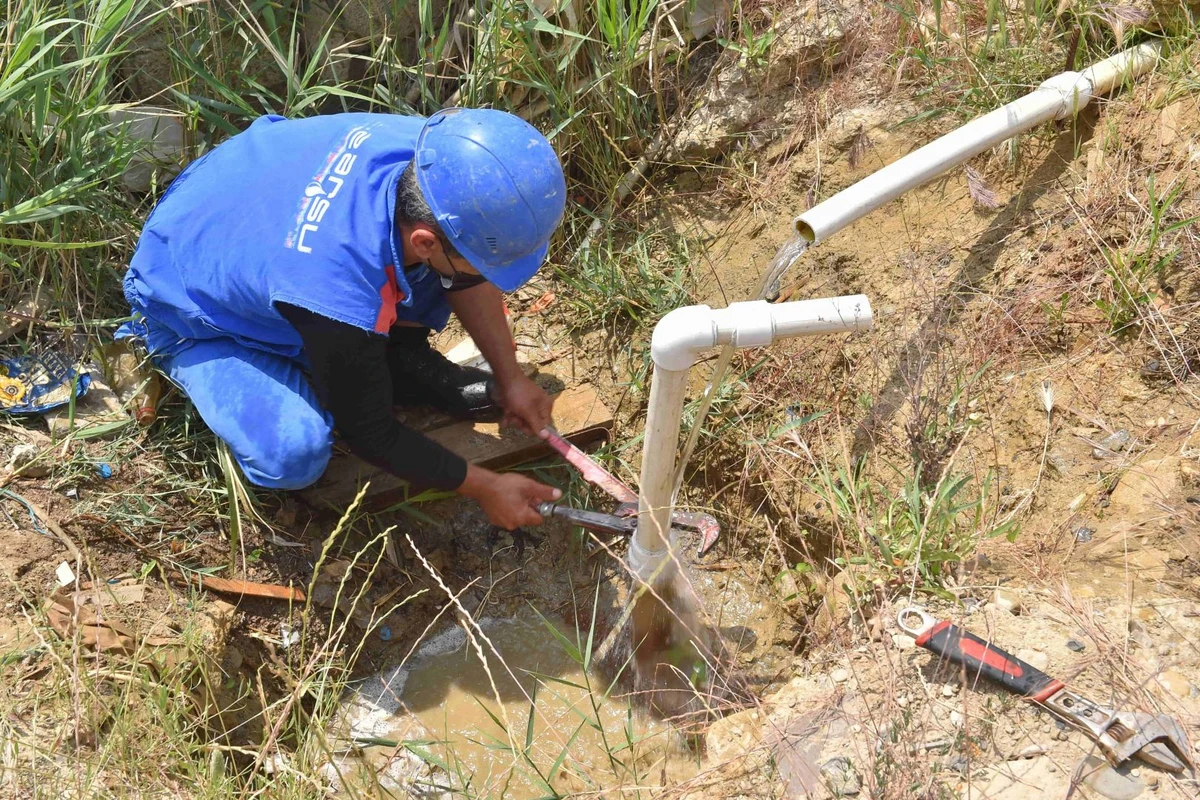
[3,9,1200,800]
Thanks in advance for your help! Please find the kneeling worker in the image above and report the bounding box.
[120,108,566,530]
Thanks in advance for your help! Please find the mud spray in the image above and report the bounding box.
[596,237,812,724]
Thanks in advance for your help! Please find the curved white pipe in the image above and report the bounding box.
[632,295,873,576]
[794,42,1160,245]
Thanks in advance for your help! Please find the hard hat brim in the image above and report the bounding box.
[463,242,548,293]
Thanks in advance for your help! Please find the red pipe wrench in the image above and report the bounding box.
[897,606,1193,774]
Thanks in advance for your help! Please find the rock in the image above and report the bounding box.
[669,0,730,40]
[830,668,850,683]
[1092,429,1131,459]
[5,443,50,478]
[1157,669,1191,699]
[993,588,1023,615]
[941,684,957,697]
[707,708,767,763]
[1108,457,1180,514]
[819,756,860,797]
[1119,0,1200,38]
[1014,744,1047,759]
[1066,639,1086,653]
[950,710,963,727]
[670,3,852,159]
[1181,460,1200,489]
[1016,649,1049,672]
[1076,756,1145,800]
[109,108,186,192]
[892,633,916,650]
[1073,526,1095,543]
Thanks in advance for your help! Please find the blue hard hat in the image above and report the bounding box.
[414,108,566,292]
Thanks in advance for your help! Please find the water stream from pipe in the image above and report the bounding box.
[669,235,810,497]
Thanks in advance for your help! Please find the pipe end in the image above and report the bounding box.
[795,218,817,244]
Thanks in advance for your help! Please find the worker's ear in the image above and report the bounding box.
[406,225,441,262]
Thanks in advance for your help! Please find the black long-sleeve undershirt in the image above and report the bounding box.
[276,303,468,491]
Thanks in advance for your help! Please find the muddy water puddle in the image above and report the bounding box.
[340,613,701,797]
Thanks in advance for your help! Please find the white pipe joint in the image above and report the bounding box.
[1040,71,1092,120]
[650,295,874,372]
[627,533,674,582]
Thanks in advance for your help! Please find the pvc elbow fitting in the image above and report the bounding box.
[650,305,718,371]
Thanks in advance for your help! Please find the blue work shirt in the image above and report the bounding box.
[123,113,452,358]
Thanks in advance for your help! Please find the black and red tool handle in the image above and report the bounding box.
[909,614,1064,702]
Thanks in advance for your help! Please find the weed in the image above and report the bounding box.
[1096,175,1200,335]
[555,222,695,331]
[808,455,1016,599]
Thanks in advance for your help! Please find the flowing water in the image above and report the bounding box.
[670,234,810,495]
[339,614,697,798]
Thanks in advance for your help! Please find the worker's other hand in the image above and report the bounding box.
[459,465,561,530]
[494,374,555,437]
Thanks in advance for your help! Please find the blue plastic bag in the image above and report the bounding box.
[0,350,90,415]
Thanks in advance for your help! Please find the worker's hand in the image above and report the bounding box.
[494,374,555,437]
[458,464,561,530]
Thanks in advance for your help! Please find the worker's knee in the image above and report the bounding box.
[234,417,333,490]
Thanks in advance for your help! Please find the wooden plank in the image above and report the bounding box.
[300,383,614,510]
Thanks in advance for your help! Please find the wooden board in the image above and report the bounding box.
[300,383,614,510]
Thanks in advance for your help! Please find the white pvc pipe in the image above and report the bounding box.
[631,295,873,579]
[794,43,1160,245]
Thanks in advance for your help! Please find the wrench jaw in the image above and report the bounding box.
[1042,688,1193,774]
[613,503,722,556]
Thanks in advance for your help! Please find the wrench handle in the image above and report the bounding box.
[917,621,1064,701]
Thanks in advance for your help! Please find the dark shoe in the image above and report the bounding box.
[387,327,502,421]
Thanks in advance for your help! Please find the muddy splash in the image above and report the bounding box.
[337,614,703,797]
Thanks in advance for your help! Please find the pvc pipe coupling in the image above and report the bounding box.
[627,532,674,582]
[650,295,874,372]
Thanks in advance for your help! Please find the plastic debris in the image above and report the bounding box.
[55,561,76,587]
[65,487,78,500]
[0,350,90,415]
[95,463,113,479]
[280,624,300,648]
[379,625,393,642]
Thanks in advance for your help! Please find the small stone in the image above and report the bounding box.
[819,756,861,797]
[1158,669,1191,699]
[831,668,850,683]
[5,443,50,477]
[1016,744,1047,759]
[993,588,1023,615]
[950,710,963,727]
[1093,429,1131,459]
[942,684,957,697]
[1073,526,1095,543]
[1066,639,1086,653]
[897,694,909,708]
[1046,762,1057,773]
[892,633,916,650]
[1017,649,1049,671]
[1055,730,1070,741]
[1079,756,1145,800]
